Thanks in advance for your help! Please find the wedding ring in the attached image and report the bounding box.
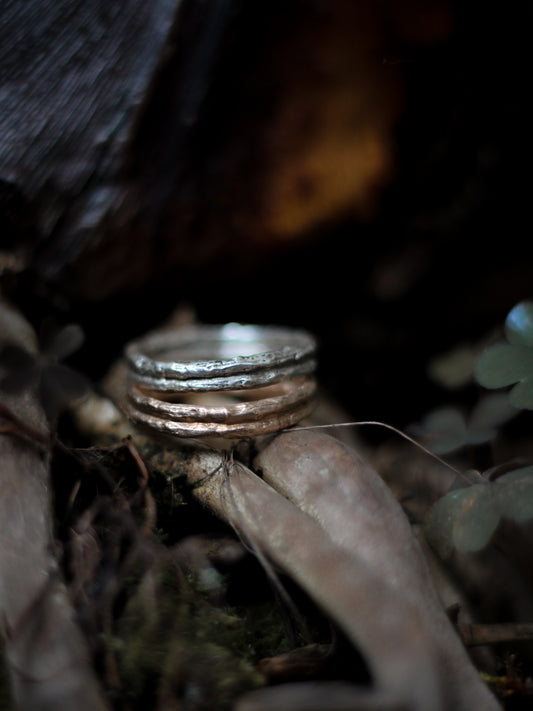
[122,323,317,438]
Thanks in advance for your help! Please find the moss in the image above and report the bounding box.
[112,562,267,710]
[240,602,292,662]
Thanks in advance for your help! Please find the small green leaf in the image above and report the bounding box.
[475,344,533,388]
[505,301,533,346]
[509,375,533,410]
[497,465,533,483]
[48,325,85,360]
[452,488,500,553]
[419,407,467,454]
[424,486,485,558]
[427,344,477,389]
[495,479,533,523]
[425,465,533,559]
[496,466,533,523]
[467,392,517,442]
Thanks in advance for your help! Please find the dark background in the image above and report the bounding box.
[2,0,533,430]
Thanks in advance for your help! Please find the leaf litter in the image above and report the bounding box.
[3,301,533,710]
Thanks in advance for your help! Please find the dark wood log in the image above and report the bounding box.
[1,0,235,298]
[1,1,454,304]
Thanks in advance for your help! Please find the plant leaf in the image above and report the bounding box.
[505,301,533,346]
[0,369,40,395]
[467,392,517,443]
[427,344,477,389]
[495,466,533,523]
[0,344,36,371]
[425,466,533,559]
[44,324,85,360]
[509,375,533,410]
[39,364,90,419]
[475,344,533,388]
[424,486,485,558]
[497,465,533,483]
[418,407,468,454]
[495,480,533,523]
[452,488,500,553]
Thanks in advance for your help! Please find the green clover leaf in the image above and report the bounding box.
[412,392,516,455]
[424,465,533,557]
[475,301,533,409]
[0,322,90,421]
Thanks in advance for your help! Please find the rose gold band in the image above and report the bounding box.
[121,323,317,439]
[127,376,316,424]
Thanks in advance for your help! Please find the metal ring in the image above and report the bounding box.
[125,323,316,384]
[128,358,316,393]
[122,322,318,438]
[127,376,317,423]
[120,394,316,438]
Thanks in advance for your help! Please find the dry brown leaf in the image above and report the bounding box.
[254,431,500,710]
[0,299,109,711]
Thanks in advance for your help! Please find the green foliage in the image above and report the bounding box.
[428,339,491,390]
[0,321,89,421]
[475,301,533,409]
[424,466,533,558]
[414,393,516,455]
[421,300,533,559]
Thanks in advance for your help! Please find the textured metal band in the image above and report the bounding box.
[122,322,317,438]
[121,396,316,438]
[128,358,316,393]
[125,323,316,382]
[127,376,317,424]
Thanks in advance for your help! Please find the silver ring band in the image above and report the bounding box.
[121,323,317,438]
[129,359,316,393]
[125,323,316,382]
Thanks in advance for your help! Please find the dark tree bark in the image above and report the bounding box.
[0,0,235,298]
[1,0,453,305]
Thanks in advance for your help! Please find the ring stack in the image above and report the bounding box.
[122,323,317,438]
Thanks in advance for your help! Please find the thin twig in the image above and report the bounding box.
[288,420,464,477]
[123,436,157,535]
[460,622,533,647]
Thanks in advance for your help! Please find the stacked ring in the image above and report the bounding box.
[122,323,318,438]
